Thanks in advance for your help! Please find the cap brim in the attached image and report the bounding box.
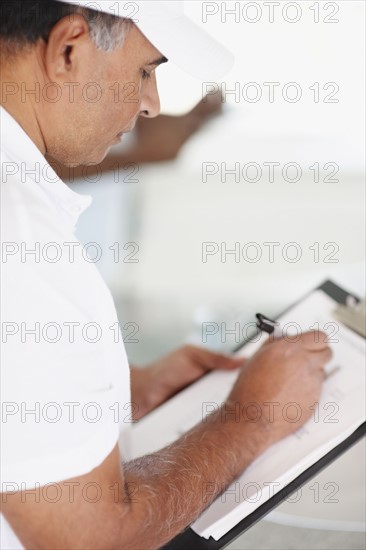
[136,15,234,81]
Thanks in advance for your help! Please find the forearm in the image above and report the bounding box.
[130,366,170,420]
[130,366,155,420]
[117,406,268,550]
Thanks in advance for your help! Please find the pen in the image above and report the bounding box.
[255,313,282,339]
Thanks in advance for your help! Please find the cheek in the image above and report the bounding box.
[110,75,142,114]
[119,80,141,103]
[97,82,142,131]
[70,95,115,138]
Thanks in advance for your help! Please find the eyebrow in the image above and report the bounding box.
[147,56,168,67]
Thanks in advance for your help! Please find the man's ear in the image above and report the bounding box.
[43,14,90,80]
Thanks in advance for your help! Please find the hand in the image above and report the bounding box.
[131,345,244,420]
[227,331,332,452]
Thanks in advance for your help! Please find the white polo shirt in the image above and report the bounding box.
[0,106,132,549]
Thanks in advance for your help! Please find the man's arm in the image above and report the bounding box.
[1,408,266,550]
[1,332,331,550]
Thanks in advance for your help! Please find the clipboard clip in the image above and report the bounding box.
[333,296,366,338]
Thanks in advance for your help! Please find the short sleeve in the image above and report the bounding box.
[1,175,130,491]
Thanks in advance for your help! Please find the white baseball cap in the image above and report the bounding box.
[55,0,234,80]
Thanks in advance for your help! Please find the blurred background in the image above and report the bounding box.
[72,2,365,548]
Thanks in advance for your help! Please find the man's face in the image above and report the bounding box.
[42,22,163,166]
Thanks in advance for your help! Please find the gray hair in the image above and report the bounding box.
[80,8,132,52]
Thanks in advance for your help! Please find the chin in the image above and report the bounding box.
[52,144,111,168]
[88,146,111,165]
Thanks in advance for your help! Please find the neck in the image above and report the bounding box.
[0,49,47,154]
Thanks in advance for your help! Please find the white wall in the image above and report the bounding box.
[74,1,365,358]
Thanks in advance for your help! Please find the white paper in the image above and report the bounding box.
[190,290,366,539]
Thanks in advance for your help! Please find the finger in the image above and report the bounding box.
[300,330,330,351]
[188,346,245,371]
[310,345,333,367]
[303,347,332,376]
[205,352,245,371]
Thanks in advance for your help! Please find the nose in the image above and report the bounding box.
[139,72,161,118]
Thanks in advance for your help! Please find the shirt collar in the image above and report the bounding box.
[0,106,92,228]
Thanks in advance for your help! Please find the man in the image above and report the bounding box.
[0,1,331,549]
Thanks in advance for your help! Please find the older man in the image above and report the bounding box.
[0,2,331,549]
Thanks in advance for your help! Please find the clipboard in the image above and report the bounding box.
[163,280,366,550]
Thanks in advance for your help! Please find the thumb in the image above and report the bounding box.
[199,349,245,371]
[222,354,246,370]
